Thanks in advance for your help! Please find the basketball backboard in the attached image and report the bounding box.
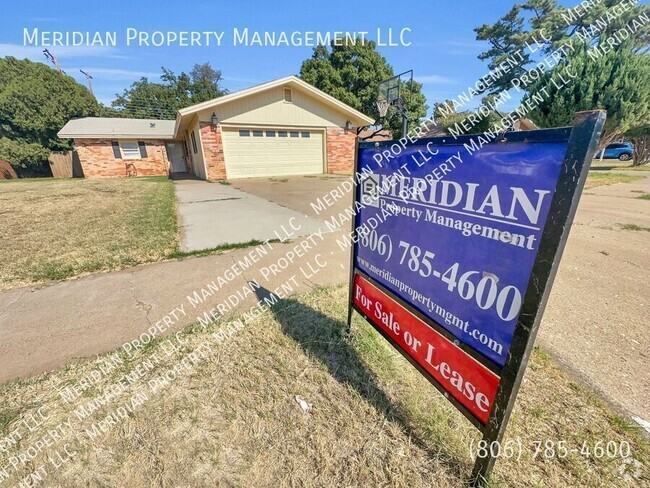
[376,70,413,132]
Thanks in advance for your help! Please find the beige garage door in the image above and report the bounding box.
[222,128,323,178]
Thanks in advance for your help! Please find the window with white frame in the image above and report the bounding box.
[283,88,292,102]
[120,141,141,159]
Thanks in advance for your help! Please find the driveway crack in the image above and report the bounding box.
[128,274,154,325]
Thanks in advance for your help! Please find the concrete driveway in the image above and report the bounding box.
[230,174,352,220]
[175,179,330,251]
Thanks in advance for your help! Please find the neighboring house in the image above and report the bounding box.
[416,118,539,139]
[358,129,392,141]
[58,76,374,180]
[418,122,447,138]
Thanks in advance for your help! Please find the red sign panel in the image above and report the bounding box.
[353,274,500,424]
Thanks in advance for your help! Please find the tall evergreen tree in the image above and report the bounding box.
[0,57,100,170]
[524,42,649,146]
[300,40,428,137]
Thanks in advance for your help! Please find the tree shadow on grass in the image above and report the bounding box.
[254,285,470,480]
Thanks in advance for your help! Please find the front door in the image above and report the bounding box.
[166,143,186,173]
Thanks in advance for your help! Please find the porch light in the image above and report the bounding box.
[345,120,353,130]
[211,112,219,125]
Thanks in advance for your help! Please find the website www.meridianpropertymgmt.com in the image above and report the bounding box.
[356,257,505,357]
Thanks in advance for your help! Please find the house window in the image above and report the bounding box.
[278,131,288,137]
[239,130,250,137]
[283,88,292,102]
[266,131,276,137]
[120,141,141,160]
[252,130,263,137]
[290,131,299,138]
[190,131,198,153]
[301,132,310,138]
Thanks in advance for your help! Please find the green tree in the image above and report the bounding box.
[0,57,100,170]
[190,63,226,103]
[475,0,650,96]
[524,42,650,147]
[474,1,649,149]
[300,40,428,137]
[112,62,227,119]
[432,99,501,135]
[625,124,650,166]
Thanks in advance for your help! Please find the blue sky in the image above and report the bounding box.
[0,0,572,113]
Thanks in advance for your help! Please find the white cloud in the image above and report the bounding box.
[67,67,161,80]
[417,74,454,84]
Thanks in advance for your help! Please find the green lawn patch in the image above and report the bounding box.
[584,172,644,190]
[590,160,650,172]
[619,223,650,232]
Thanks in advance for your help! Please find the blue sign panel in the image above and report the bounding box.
[354,140,568,366]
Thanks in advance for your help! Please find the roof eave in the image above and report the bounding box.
[59,133,177,140]
[176,75,375,127]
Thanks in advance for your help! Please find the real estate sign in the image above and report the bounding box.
[347,111,606,484]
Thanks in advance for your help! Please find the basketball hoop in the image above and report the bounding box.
[376,99,390,118]
[377,70,413,132]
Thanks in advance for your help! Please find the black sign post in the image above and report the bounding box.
[345,111,606,486]
[469,110,606,486]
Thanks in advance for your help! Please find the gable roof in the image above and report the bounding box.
[58,76,376,140]
[174,75,375,135]
[58,117,176,139]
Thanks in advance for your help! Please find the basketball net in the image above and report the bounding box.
[376,99,390,118]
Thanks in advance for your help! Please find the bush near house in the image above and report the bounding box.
[0,57,100,173]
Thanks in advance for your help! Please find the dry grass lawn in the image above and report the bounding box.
[590,160,650,172]
[584,172,645,190]
[0,286,647,487]
[0,177,177,290]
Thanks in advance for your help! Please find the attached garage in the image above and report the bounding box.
[222,128,324,178]
[174,76,375,180]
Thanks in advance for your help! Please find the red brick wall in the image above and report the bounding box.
[326,127,357,174]
[74,139,169,178]
[199,122,227,180]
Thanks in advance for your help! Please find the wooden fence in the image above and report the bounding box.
[48,151,84,178]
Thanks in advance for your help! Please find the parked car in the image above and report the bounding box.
[599,142,634,161]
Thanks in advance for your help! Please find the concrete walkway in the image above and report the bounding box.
[175,180,329,251]
[0,231,349,384]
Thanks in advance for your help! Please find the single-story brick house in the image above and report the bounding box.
[58,75,374,180]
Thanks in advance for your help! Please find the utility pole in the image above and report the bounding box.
[80,69,93,95]
[42,49,64,74]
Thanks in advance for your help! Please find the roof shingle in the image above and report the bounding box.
[58,118,176,139]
